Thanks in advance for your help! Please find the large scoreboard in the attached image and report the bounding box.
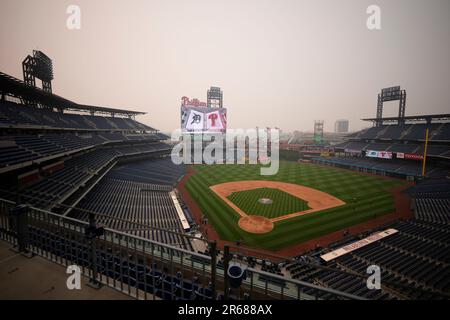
[181,96,227,134]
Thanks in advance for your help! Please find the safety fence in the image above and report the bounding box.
[0,198,364,300]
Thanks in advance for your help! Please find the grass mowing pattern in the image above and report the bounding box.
[184,162,407,251]
[227,188,310,219]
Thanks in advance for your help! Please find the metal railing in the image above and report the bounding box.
[0,198,364,300]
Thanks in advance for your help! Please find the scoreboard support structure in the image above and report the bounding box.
[376,86,407,126]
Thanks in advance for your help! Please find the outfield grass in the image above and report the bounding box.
[227,188,310,219]
[184,162,407,251]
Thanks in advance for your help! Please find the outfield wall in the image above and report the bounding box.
[312,157,417,181]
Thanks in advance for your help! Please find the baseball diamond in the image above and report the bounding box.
[183,162,408,250]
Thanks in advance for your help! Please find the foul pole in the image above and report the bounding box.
[422,128,429,177]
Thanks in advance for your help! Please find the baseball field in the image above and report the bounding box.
[183,162,408,251]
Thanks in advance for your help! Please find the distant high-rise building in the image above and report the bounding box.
[335,120,349,133]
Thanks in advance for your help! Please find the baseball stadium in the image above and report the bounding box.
[1,1,449,303]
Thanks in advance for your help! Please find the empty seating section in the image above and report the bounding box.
[365,143,391,151]
[0,101,154,131]
[14,135,66,155]
[286,262,392,299]
[388,143,420,153]
[108,158,186,185]
[415,198,450,224]
[0,148,116,207]
[336,123,450,164]
[427,145,450,157]
[0,99,202,299]
[0,144,38,167]
[286,218,450,300]
[407,179,450,199]
[343,142,368,151]
[314,156,428,176]
[0,143,171,206]
[328,121,450,178]
[351,124,448,142]
[0,134,167,168]
[69,178,192,250]
[403,124,440,141]
[433,124,450,141]
[382,125,407,140]
[357,126,386,139]
[0,138,188,249]
[346,221,450,299]
[113,143,170,156]
[405,178,450,224]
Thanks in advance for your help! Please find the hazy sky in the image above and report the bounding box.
[0,0,449,132]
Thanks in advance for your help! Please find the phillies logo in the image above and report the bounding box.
[208,113,218,127]
[181,96,207,107]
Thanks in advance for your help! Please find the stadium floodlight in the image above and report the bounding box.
[22,50,54,93]
[207,86,223,108]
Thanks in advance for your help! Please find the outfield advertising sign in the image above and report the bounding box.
[366,150,392,159]
[404,153,424,161]
[397,152,423,160]
[344,148,361,155]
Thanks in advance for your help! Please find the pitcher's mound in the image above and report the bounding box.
[258,198,273,205]
[238,216,274,234]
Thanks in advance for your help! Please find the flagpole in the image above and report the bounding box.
[421,128,429,177]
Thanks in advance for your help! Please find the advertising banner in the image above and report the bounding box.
[404,153,424,161]
[345,148,361,154]
[396,152,423,160]
[366,150,392,159]
[321,229,398,262]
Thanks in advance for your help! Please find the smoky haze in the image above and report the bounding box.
[0,0,449,133]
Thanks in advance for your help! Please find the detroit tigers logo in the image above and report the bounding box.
[191,113,201,125]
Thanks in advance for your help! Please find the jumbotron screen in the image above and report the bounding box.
[181,105,227,133]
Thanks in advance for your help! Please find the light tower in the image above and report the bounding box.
[22,50,54,93]
[314,120,324,144]
[207,87,223,108]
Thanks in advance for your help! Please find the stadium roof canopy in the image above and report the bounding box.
[0,72,145,117]
[362,114,450,124]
